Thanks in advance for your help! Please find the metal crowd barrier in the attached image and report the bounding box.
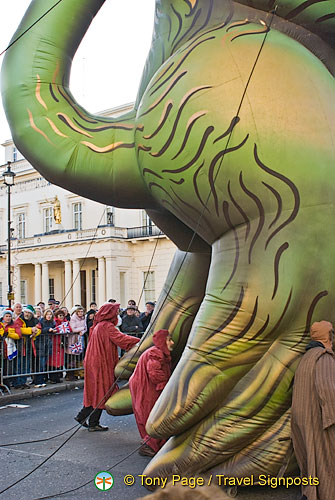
[1,332,86,392]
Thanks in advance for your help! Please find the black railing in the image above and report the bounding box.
[127,225,162,238]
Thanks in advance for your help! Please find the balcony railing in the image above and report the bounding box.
[127,225,162,238]
[0,225,164,253]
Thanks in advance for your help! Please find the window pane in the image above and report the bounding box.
[20,280,27,304]
[143,271,155,303]
[17,213,26,239]
[73,202,82,230]
[44,207,53,233]
[49,278,55,299]
[91,270,96,302]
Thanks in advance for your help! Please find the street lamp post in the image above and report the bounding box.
[2,161,16,308]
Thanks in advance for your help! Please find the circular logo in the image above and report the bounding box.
[94,471,114,491]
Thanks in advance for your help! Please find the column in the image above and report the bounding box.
[105,256,115,301]
[34,263,42,304]
[72,259,81,306]
[64,260,72,310]
[98,257,106,306]
[41,262,49,303]
[86,268,91,310]
[14,265,21,303]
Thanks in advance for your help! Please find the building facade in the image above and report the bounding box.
[0,105,176,310]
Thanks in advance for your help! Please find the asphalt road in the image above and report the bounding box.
[0,388,302,500]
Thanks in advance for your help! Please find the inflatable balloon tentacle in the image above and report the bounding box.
[135,0,236,107]
[144,286,329,478]
[141,105,304,432]
[144,409,293,480]
[208,410,296,478]
[106,249,211,415]
[105,297,198,416]
[1,0,154,209]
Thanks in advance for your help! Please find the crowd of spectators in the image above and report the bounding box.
[0,298,155,390]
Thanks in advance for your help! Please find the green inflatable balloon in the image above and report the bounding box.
[2,0,334,482]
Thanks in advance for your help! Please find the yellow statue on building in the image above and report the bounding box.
[53,196,61,224]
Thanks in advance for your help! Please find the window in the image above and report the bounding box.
[106,207,115,226]
[143,271,155,303]
[17,213,26,239]
[13,147,17,162]
[20,280,27,304]
[141,210,151,227]
[91,270,96,302]
[141,211,153,235]
[43,207,53,233]
[49,278,55,299]
[73,202,82,230]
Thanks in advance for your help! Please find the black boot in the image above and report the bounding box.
[88,424,109,432]
[74,415,88,428]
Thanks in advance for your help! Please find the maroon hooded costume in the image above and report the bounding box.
[83,303,139,409]
[129,329,171,452]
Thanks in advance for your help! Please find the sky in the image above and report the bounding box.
[0,0,156,164]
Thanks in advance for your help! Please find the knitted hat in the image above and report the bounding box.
[2,310,13,317]
[23,305,35,315]
[70,305,83,315]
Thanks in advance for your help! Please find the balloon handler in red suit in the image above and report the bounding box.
[129,329,174,456]
[75,303,139,431]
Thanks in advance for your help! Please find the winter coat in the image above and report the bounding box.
[66,313,87,355]
[83,303,139,409]
[0,321,21,359]
[48,317,65,368]
[14,314,41,356]
[120,314,143,334]
[36,318,54,356]
[129,329,171,451]
[85,309,95,338]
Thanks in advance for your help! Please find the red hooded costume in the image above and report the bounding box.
[83,303,139,409]
[129,329,171,452]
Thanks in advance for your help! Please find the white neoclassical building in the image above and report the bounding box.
[0,105,176,310]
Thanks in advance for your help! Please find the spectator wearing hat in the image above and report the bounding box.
[121,299,137,318]
[120,306,143,337]
[48,299,57,311]
[85,308,96,341]
[13,305,41,389]
[0,310,21,387]
[48,309,66,383]
[65,306,87,380]
[139,302,155,332]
